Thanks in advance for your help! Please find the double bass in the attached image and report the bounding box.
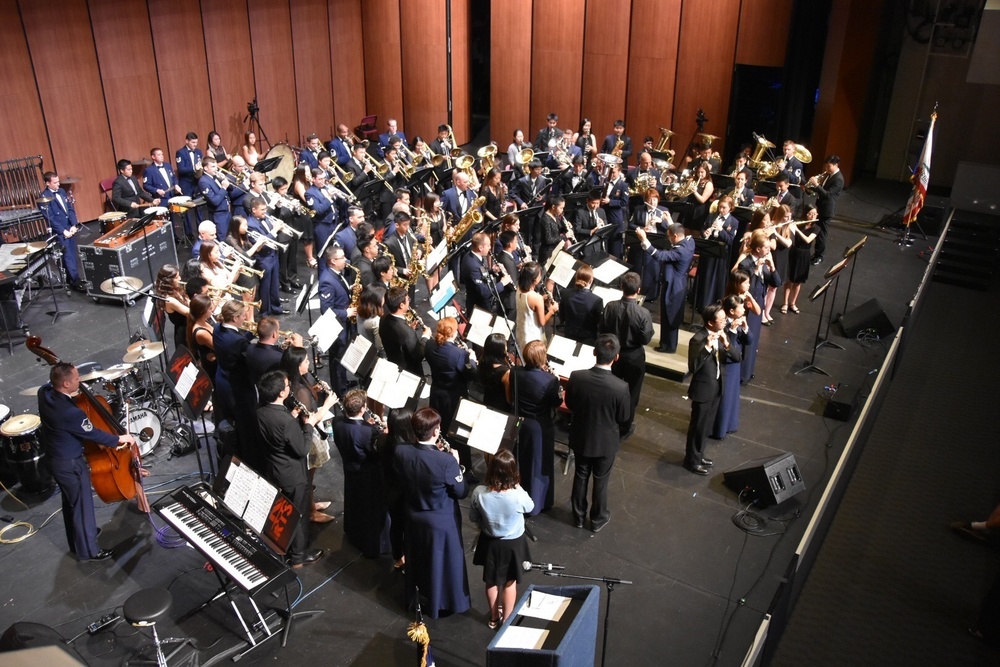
[27,336,149,510]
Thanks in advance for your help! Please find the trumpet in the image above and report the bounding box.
[248,229,288,252]
[273,191,316,218]
[211,282,253,296]
[267,214,304,238]
[233,262,264,279]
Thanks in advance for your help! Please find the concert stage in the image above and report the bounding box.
[2,178,988,666]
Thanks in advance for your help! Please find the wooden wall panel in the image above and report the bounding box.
[400,0,447,145]
[580,0,631,144]
[249,0,298,149]
[290,0,334,142]
[201,0,255,153]
[671,0,741,159]
[735,0,793,67]
[329,0,367,131]
[20,0,114,220]
[490,0,533,147]
[625,0,682,150]
[148,0,213,159]
[90,0,167,164]
[360,0,403,133]
[450,0,471,144]
[530,0,585,137]
[0,0,51,169]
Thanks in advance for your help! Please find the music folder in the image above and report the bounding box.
[449,398,519,455]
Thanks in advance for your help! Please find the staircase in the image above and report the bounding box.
[933,210,1000,290]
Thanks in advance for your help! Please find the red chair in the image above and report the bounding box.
[99,177,116,211]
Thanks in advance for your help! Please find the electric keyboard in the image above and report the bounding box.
[154,484,296,597]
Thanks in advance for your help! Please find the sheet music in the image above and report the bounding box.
[490,316,515,340]
[494,626,550,650]
[592,257,628,284]
[340,335,372,374]
[143,296,155,326]
[426,239,448,273]
[466,307,496,347]
[309,309,343,353]
[0,244,30,271]
[222,461,278,534]
[547,335,577,363]
[455,399,485,428]
[174,361,200,400]
[519,591,571,622]
[549,263,576,288]
[592,285,624,306]
[468,409,506,455]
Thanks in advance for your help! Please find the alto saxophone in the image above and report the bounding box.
[348,265,362,322]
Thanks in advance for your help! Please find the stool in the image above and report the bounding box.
[123,588,191,667]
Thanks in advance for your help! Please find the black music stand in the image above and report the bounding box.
[711,173,735,192]
[254,156,283,174]
[163,346,215,479]
[795,279,835,376]
[819,258,850,351]
[835,235,867,320]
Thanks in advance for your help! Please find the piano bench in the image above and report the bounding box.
[124,588,172,627]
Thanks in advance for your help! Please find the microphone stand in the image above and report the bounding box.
[541,569,633,667]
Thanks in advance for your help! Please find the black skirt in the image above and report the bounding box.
[473,532,531,587]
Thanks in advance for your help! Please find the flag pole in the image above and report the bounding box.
[899,102,938,247]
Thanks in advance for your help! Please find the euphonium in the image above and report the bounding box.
[446,196,486,245]
[477,143,498,173]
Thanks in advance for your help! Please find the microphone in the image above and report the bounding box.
[522,561,565,572]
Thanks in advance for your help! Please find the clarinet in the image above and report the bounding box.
[560,213,577,243]
[363,408,387,431]
[542,362,566,401]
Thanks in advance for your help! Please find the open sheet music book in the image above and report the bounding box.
[451,399,519,455]
[466,306,515,347]
[546,334,596,377]
[367,358,425,409]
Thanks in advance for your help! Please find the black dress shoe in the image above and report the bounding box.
[290,549,325,568]
[654,345,676,353]
[280,285,293,294]
[71,281,88,293]
[280,297,290,303]
[290,280,303,289]
[685,464,710,476]
[273,308,291,315]
[811,256,823,266]
[573,518,585,529]
[700,458,714,467]
[89,549,115,562]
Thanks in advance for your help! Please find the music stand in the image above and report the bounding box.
[162,346,215,479]
[500,170,519,185]
[820,257,850,351]
[835,235,867,320]
[756,180,778,197]
[795,279,835,376]
[254,156,283,174]
[710,173,735,192]
[649,149,674,164]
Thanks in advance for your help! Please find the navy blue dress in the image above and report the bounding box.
[694,214,738,312]
[511,367,562,515]
[712,322,752,438]
[333,417,390,558]
[737,256,778,383]
[394,442,470,618]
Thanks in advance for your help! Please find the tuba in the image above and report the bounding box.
[477,143,498,174]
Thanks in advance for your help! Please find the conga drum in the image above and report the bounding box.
[0,414,53,494]
[0,405,19,488]
[98,211,127,234]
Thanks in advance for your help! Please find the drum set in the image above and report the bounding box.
[2,338,171,496]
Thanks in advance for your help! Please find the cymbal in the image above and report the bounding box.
[35,196,53,204]
[102,363,134,380]
[696,133,719,145]
[133,158,153,166]
[78,369,108,383]
[100,275,144,295]
[127,339,153,352]
[10,246,30,256]
[123,342,164,364]
[19,385,43,396]
[27,241,48,251]
[61,177,81,184]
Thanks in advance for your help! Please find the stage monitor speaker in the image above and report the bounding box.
[723,453,805,507]
[839,298,895,339]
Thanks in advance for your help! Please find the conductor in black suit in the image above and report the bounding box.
[380,286,431,377]
[684,303,740,476]
[566,334,631,531]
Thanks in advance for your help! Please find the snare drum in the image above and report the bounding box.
[121,408,161,456]
[0,405,18,488]
[0,413,53,495]
[98,211,127,234]
[103,363,145,402]
[168,195,192,214]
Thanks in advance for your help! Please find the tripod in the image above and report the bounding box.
[244,98,272,151]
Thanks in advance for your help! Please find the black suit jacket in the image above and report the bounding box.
[384,232,416,274]
[245,342,283,385]
[600,134,633,164]
[565,367,631,458]
[687,329,740,402]
[559,287,604,345]
[813,171,844,219]
[257,403,310,489]
[380,314,426,377]
[112,174,154,214]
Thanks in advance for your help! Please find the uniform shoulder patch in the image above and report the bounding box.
[306,198,314,206]
[81,418,94,432]
[455,472,464,483]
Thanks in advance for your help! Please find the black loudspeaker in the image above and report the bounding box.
[723,453,806,507]
[839,298,895,339]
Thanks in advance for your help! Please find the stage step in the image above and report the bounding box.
[644,324,694,382]
[932,211,1000,291]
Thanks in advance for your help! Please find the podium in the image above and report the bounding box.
[486,585,600,666]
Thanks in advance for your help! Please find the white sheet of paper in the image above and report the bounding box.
[467,409,507,455]
[426,239,449,273]
[395,371,422,400]
[371,358,399,383]
[592,257,629,284]
[466,321,492,347]
[454,399,485,428]
[518,591,571,623]
[490,317,515,340]
[547,335,577,363]
[340,335,372,374]
[430,273,457,313]
[143,297,155,328]
[592,285,623,306]
[173,361,200,400]
[549,263,576,288]
[309,309,343,353]
[469,306,493,329]
[494,626,550,650]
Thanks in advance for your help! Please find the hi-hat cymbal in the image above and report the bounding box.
[61,177,81,184]
[79,369,108,383]
[35,196,53,204]
[127,339,153,352]
[123,342,164,364]
[102,363,134,380]
[696,133,719,146]
[27,241,47,251]
[19,385,43,397]
[100,276,144,295]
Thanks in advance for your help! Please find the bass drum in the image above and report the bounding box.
[261,143,297,186]
[0,405,19,488]
[0,413,53,495]
[121,408,161,456]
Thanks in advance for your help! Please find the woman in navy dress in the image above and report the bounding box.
[694,195,739,312]
[736,230,777,383]
[712,294,752,439]
[383,408,414,570]
[394,408,471,618]
[505,340,562,515]
[425,317,478,476]
[333,389,391,558]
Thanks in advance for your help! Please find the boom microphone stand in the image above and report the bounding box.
[541,569,633,667]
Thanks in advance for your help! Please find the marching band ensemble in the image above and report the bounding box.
[25,114,842,620]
